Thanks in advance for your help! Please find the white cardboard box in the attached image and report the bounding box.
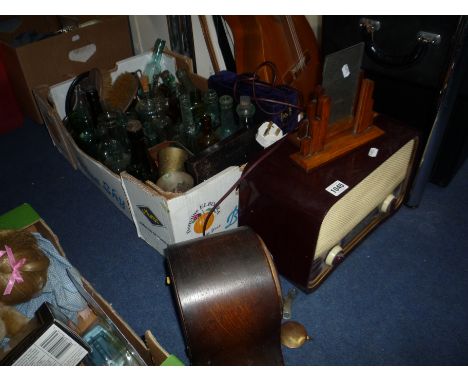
[35,50,241,254]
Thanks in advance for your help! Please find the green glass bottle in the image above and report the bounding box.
[67,84,99,158]
[217,94,238,140]
[96,110,130,148]
[97,111,131,174]
[236,95,256,129]
[176,68,196,97]
[144,38,166,92]
[203,88,220,128]
[135,76,164,147]
[196,114,219,152]
[160,70,181,126]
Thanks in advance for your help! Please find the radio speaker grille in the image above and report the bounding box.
[315,139,415,258]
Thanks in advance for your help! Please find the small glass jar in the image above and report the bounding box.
[236,95,256,129]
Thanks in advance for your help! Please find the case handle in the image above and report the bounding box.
[359,17,441,68]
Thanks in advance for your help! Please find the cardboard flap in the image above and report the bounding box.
[168,166,242,242]
[121,172,174,250]
[143,330,170,366]
[15,17,132,87]
[33,85,78,169]
[70,144,132,220]
[109,50,175,83]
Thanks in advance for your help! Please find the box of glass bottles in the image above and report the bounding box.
[34,49,199,221]
[34,49,242,255]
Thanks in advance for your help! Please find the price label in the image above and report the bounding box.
[326,180,349,196]
[368,147,379,157]
[342,64,350,78]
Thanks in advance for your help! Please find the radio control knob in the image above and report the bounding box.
[325,245,344,266]
[380,194,397,213]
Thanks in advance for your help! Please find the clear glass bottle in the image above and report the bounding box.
[97,110,130,148]
[176,68,196,97]
[144,38,166,92]
[190,89,205,127]
[236,95,256,129]
[135,76,164,147]
[96,111,131,174]
[126,119,156,182]
[196,114,219,152]
[160,70,181,127]
[154,95,174,140]
[179,93,198,152]
[67,84,98,158]
[217,94,238,140]
[203,88,220,128]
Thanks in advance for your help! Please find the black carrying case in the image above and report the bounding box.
[322,16,468,191]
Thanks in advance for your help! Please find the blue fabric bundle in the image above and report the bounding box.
[13,232,88,323]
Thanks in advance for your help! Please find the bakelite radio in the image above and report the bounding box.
[239,71,419,292]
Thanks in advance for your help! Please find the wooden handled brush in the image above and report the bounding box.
[102,71,139,112]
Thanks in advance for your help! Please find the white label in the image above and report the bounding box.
[68,43,96,63]
[342,64,350,78]
[12,324,88,366]
[368,147,379,157]
[326,180,349,196]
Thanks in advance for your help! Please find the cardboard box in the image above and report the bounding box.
[0,15,133,123]
[34,49,202,220]
[0,203,183,366]
[35,50,241,255]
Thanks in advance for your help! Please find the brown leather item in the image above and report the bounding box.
[223,16,321,104]
[239,115,419,292]
[165,226,284,366]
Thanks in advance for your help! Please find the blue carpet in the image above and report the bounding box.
[1,118,467,366]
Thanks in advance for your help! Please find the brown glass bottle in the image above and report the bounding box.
[196,114,219,152]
